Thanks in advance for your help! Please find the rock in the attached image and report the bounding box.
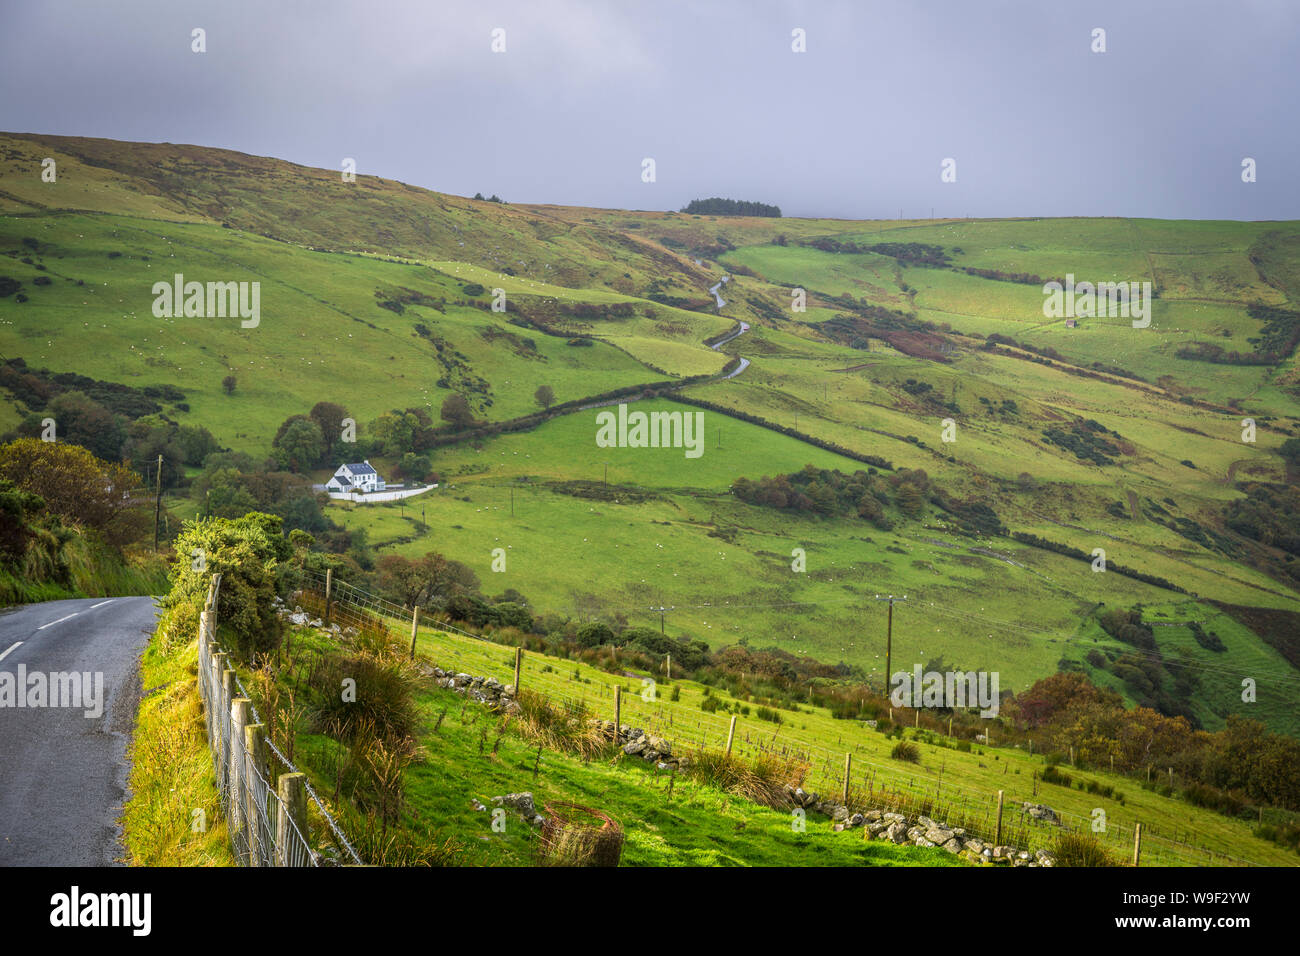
[965,839,985,854]
[1021,802,1060,825]
[917,816,936,829]
[832,806,850,823]
[882,812,906,824]
[915,838,936,848]
[865,809,883,823]
[925,827,955,845]
[490,792,535,817]
[623,737,648,756]
[941,838,962,854]
[907,825,925,841]
[884,821,910,844]
[647,736,671,756]
[849,813,865,827]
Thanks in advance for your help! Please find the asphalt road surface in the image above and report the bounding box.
[0,596,159,866]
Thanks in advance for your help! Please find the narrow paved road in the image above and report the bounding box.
[0,596,159,866]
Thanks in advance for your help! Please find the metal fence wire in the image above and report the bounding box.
[197,574,361,866]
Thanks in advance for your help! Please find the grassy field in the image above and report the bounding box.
[5,130,1299,748]
[392,610,1300,866]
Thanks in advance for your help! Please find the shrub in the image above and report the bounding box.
[1041,764,1073,787]
[891,740,921,763]
[1052,831,1119,867]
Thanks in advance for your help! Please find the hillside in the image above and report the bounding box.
[3,131,1299,746]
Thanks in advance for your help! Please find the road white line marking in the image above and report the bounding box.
[37,613,78,630]
[0,641,22,663]
[89,599,114,609]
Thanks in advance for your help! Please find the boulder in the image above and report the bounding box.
[940,838,962,854]
[884,821,910,844]
[1021,802,1060,825]
[925,827,955,845]
[491,792,535,817]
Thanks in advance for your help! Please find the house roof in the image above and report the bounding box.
[330,474,352,487]
[341,462,377,476]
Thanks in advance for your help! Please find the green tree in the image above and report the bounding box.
[440,393,475,428]
[534,384,555,410]
[0,439,150,549]
[272,417,325,473]
[309,401,350,460]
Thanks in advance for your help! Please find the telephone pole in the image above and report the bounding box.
[153,454,163,552]
[651,604,673,635]
[873,594,907,697]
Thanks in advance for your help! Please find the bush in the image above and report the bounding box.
[891,740,921,763]
[311,646,421,746]
[1041,765,1073,788]
[1052,831,1120,867]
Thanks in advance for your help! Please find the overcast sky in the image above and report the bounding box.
[2,0,1297,220]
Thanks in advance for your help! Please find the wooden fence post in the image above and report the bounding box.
[276,772,309,867]
[230,698,251,856]
[245,723,267,866]
[842,753,852,805]
[409,605,419,660]
[613,684,621,742]
[324,567,333,627]
[513,646,523,695]
[725,714,738,758]
[1132,822,1143,867]
[995,789,1005,845]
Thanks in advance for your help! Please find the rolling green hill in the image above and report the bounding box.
[3,131,1298,743]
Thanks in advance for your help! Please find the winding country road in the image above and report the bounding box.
[0,596,159,867]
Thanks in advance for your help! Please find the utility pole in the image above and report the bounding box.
[603,462,609,488]
[651,604,672,635]
[153,455,163,552]
[510,486,514,517]
[873,594,908,698]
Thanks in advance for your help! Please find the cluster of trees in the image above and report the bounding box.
[1178,305,1300,366]
[803,238,951,267]
[0,439,158,603]
[1041,420,1123,467]
[731,464,938,529]
[1223,482,1300,585]
[960,266,1061,286]
[0,360,221,486]
[471,193,504,203]
[680,198,781,218]
[0,438,150,549]
[1007,671,1300,812]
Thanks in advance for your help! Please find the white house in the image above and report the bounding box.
[325,461,386,494]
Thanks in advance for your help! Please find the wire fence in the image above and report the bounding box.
[198,573,361,866]
[298,569,1266,868]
